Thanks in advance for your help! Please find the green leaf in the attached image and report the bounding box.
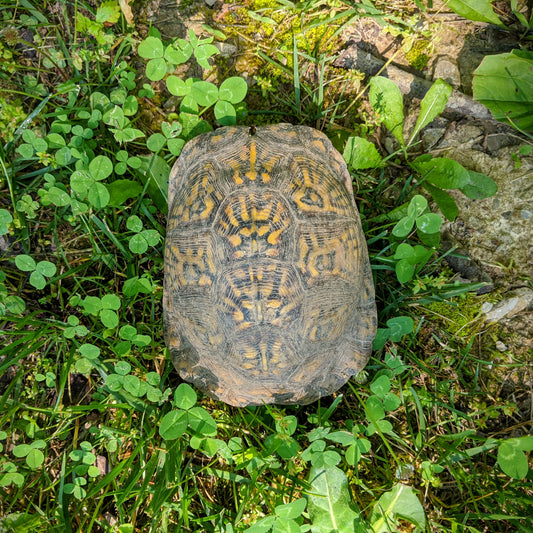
[219,77,248,104]
[89,155,113,181]
[107,179,143,207]
[445,0,504,26]
[190,81,219,107]
[307,466,361,532]
[166,75,191,97]
[386,316,414,341]
[138,36,164,59]
[115,361,131,375]
[147,133,167,153]
[35,261,56,278]
[473,50,533,131]
[460,170,498,199]
[25,448,45,469]
[410,79,452,143]
[146,58,167,81]
[343,136,382,170]
[88,182,110,209]
[412,156,470,189]
[174,383,197,410]
[48,186,71,207]
[100,309,118,328]
[165,39,193,64]
[187,406,218,437]
[15,254,37,272]
[369,76,405,146]
[370,375,391,397]
[194,43,219,69]
[497,439,530,478]
[29,271,46,289]
[275,498,307,520]
[422,182,459,221]
[159,409,188,440]
[391,216,415,238]
[214,100,237,126]
[129,233,148,254]
[79,343,100,360]
[370,484,425,532]
[415,213,442,234]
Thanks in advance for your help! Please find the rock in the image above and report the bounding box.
[215,42,237,58]
[482,288,533,322]
[205,0,217,6]
[439,125,533,283]
[432,56,461,88]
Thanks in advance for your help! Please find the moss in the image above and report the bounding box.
[215,0,362,124]
[404,38,431,70]
[424,293,486,339]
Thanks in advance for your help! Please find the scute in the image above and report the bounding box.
[163,123,377,406]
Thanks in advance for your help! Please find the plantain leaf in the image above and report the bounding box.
[410,79,452,144]
[473,50,533,132]
[445,0,505,26]
[369,77,405,147]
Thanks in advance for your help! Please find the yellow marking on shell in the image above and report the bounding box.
[233,172,244,185]
[198,274,211,287]
[240,197,250,221]
[251,239,258,253]
[261,172,271,183]
[245,141,257,181]
[267,228,283,245]
[200,196,215,219]
[233,308,244,322]
[260,341,268,371]
[228,234,242,247]
[312,139,326,153]
[268,299,282,308]
[225,205,240,227]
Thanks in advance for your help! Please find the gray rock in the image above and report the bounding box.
[482,288,533,322]
[432,56,461,88]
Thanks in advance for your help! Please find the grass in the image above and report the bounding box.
[0,1,532,532]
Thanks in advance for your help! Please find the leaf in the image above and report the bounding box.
[165,39,193,65]
[194,43,219,69]
[29,271,46,289]
[416,213,442,234]
[187,406,218,437]
[473,50,533,131]
[370,484,425,532]
[412,156,470,189]
[369,76,405,146]
[307,465,361,532]
[445,0,505,27]
[89,155,113,181]
[190,81,219,107]
[386,316,414,341]
[35,260,56,278]
[107,179,143,206]
[174,383,197,410]
[343,136,382,170]
[146,57,167,81]
[461,170,498,199]
[275,498,307,521]
[422,182,459,221]
[88,182,110,209]
[497,439,530,478]
[391,216,415,238]
[159,409,188,440]
[15,254,36,272]
[219,77,248,104]
[147,133,167,153]
[410,79,452,143]
[138,36,164,59]
[214,100,236,126]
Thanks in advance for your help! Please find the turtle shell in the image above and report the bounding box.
[163,123,376,406]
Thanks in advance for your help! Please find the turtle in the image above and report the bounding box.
[163,123,377,406]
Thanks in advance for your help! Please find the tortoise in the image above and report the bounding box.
[163,123,376,406]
